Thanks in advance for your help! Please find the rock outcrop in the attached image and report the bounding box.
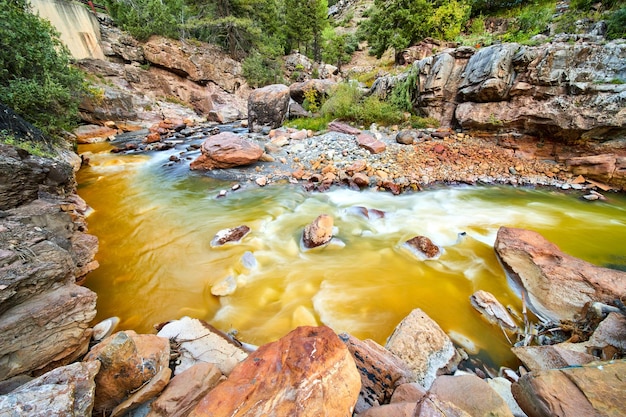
[495,226,626,322]
[189,325,361,417]
[375,40,626,188]
[0,139,98,382]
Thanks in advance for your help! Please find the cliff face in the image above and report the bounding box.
[0,108,98,381]
[376,40,625,143]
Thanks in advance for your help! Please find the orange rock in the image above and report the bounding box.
[189,326,361,417]
[144,132,161,144]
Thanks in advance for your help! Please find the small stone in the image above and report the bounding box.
[256,176,268,187]
[404,236,440,259]
[211,275,237,296]
[231,184,240,191]
[217,190,228,198]
[92,317,121,342]
[210,225,251,247]
[302,214,334,249]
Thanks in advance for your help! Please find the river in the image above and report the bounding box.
[77,141,626,369]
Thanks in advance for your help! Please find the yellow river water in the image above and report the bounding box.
[77,142,626,368]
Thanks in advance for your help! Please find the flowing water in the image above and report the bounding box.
[77,142,626,368]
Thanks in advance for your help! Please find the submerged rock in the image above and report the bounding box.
[470,290,517,330]
[495,226,626,322]
[188,325,361,417]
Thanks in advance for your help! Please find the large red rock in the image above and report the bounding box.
[512,359,626,417]
[190,132,264,170]
[83,331,171,417]
[189,326,361,417]
[495,226,626,322]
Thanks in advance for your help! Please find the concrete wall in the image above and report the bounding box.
[30,0,104,60]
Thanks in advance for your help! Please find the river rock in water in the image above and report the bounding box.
[189,325,361,417]
[470,290,517,330]
[403,235,441,259]
[302,214,334,249]
[190,132,263,170]
[210,225,250,247]
[494,226,626,322]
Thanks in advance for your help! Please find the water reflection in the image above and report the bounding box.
[77,143,626,368]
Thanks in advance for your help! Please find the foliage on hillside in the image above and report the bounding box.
[0,0,87,139]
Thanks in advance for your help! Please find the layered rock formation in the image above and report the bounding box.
[373,40,626,187]
[0,140,98,381]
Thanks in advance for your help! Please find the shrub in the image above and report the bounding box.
[606,7,626,40]
[0,0,86,137]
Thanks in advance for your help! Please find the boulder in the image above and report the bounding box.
[390,383,427,404]
[156,317,248,376]
[429,374,515,417]
[247,84,291,131]
[338,333,413,414]
[189,326,361,417]
[512,359,626,417]
[302,214,334,249]
[357,133,386,154]
[396,130,420,145]
[83,331,171,417]
[0,361,100,417]
[0,284,96,381]
[147,363,223,417]
[385,309,460,390]
[289,79,336,104]
[470,290,517,330]
[494,226,626,322]
[190,132,264,170]
[403,236,441,259]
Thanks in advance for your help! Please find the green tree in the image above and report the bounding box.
[360,0,433,58]
[0,0,86,137]
[103,0,185,40]
[322,27,351,69]
[284,0,328,61]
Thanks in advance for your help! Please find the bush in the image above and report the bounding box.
[103,0,184,41]
[606,8,626,40]
[0,0,86,137]
[429,0,471,40]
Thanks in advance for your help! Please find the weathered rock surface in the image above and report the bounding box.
[147,363,223,417]
[302,214,334,249]
[414,392,472,417]
[357,133,386,154]
[156,316,248,376]
[511,345,596,372]
[84,330,171,417]
[74,124,117,144]
[356,402,417,417]
[385,309,460,390]
[339,333,413,414]
[0,141,98,382]
[470,290,517,330]
[289,79,336,104]
[247,84,291,131]
[429,374,515,417]
[390,383,427,404]
[190,132,264,170]
[329,121,361,135]
[189,325,361,417]
[495,226,626,322]
[0,361,100,417]
[512,359,626,417]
